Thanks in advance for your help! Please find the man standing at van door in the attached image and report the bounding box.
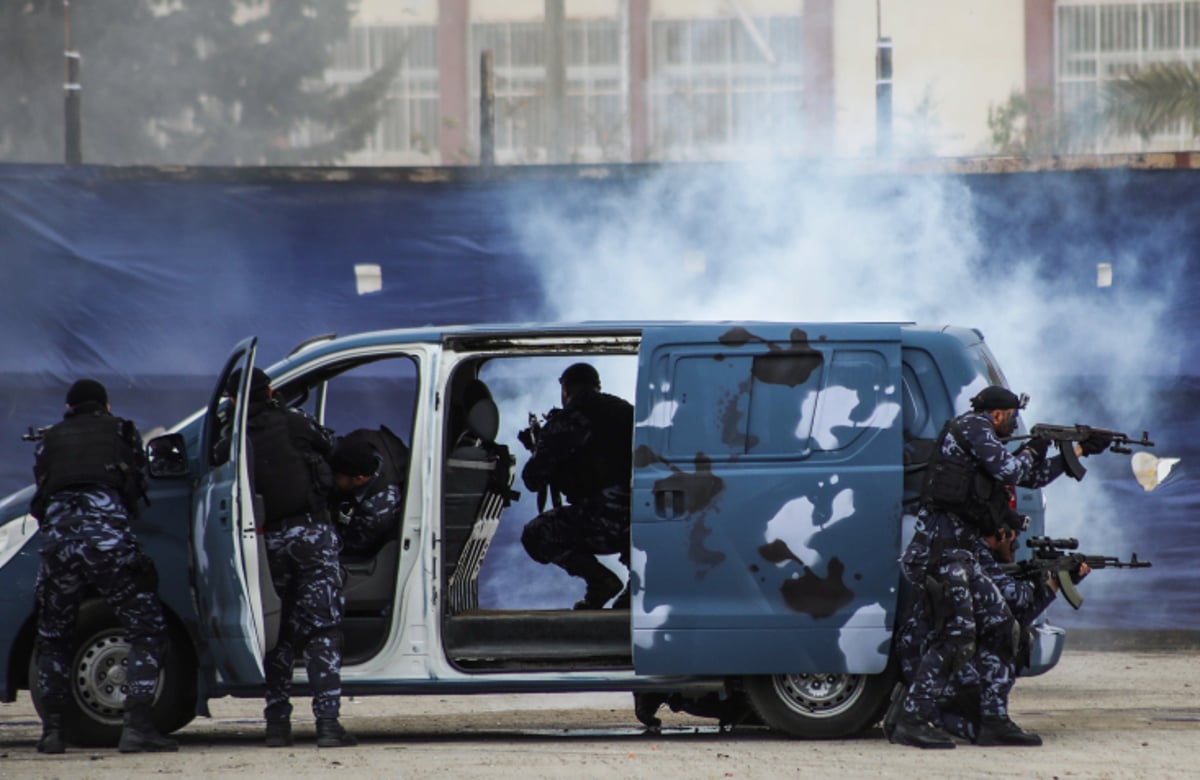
[238,368,357,748]
[31,379,177,754]
[891,386,1108,749]
[329,429,408,557]
[520,363,634,609]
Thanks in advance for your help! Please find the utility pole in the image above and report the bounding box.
[64,1,82,164]
[544,0,566,163]
[480,50,495,166]
[875,1,892,158]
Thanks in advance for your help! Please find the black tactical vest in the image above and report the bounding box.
[246,404,330,527]
[37,410,141,510]
[919,416,1009,534]
[554,390,633,502]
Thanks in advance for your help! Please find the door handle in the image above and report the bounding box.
[653,489,685,519]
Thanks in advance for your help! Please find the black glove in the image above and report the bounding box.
[1021,436,1051,461]
[1078,433,1109,456]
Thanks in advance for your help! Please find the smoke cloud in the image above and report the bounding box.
[497,159,1185,622]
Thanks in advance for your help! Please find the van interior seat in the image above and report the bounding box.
[443,383,515,615]
[341,537,400,613]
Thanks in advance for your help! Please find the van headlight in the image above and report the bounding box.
[0,514,37,570]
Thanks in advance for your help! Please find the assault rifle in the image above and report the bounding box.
[21,425,51,442]
[1008,424,1154,481]
[1000,536,1152,609]
[517,408,562,512]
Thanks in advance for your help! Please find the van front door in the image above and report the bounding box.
[631,323,904,676]
[191,337,281,686]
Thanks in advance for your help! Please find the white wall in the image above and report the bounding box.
[833,0,1026,158]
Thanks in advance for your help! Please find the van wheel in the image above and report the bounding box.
[743,667,895,739]
[28,600,197,747]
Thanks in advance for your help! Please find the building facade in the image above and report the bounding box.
[331,0,1200,165]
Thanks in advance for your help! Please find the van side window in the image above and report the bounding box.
[665,355,756,457]
[801,349,896,452]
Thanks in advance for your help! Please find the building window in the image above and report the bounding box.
[1056,0,1200,152]
[326,24,440,163]
[648,16,805,160]
[469,19,622,163]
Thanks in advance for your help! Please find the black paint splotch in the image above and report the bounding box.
[717,326,824,388]
[751,329,824,387]
[717,377,758,452]
[688,514,726,579]
[757,540,855,619]
[652,452,725,514]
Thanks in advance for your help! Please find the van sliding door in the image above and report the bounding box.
[631,323,904,676]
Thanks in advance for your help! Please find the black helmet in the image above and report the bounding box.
[225,367,271,402]
[559,362,600,391]
[66,378,107,407]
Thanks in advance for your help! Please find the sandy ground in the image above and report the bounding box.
[1,649,1198,779]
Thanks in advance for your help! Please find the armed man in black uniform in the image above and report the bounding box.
[520,363,634,609]
[31,379,177,754]
[236,368,356,748]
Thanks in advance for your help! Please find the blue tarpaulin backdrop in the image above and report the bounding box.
[1,162,1197,629]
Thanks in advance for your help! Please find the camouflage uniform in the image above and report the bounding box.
[898,411,1065,725]
[335,461,403,557]
[245,401,345,724]
[520,484,631,566]
[34,487,167,713]
[263,517,345,722]
[895,534,1057,740]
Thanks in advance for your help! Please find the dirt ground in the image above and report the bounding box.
[1,649,1198,779]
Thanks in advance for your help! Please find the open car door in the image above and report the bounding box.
[191,337,281,686]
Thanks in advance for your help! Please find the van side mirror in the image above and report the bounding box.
[147,433,190,478]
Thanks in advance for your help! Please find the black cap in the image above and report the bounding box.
[66,379,108,407]
[226,367,271,402]
[970,386,1023,411]
[559,362,600,390]
[331,438,377,477]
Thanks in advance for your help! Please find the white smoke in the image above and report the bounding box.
[506,160,1182,578]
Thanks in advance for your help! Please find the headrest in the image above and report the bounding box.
[465,397,500,444]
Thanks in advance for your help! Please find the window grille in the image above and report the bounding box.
[468,19,622,163]
[1057,1,1200,152]
[648,16,805,160]
[324,25,440,164]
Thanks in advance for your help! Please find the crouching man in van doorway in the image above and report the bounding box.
[520,363,635,610]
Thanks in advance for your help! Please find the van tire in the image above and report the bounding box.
[28,600,197,747]
[743,665,896,739]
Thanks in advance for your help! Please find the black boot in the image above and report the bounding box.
[975,714,1042,747]
[264,719,293,748]
[118,702,179,753]
[882,683,905,743]
[315,718,357,748]
[37,713,66,754]
[562,554,623,610]
[633,693,666,730]
[890,712,956,749]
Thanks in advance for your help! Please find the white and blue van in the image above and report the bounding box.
[0,321,1059,745]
